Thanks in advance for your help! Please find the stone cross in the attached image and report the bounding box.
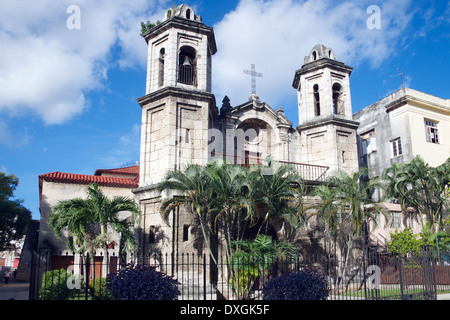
[243,64,263,94]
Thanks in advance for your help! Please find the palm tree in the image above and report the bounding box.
[251,159,304,236]
[228,234,296,298]
[312,167,384,291]
[49,183,141,274]
[158,162,256,263]
[382,156,450,234]
[158,164,218,262]
[204,162,251,261]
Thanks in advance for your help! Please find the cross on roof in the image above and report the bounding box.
[243,64,263,95]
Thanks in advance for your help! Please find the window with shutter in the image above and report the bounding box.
[424,120,439,144]
[391,138,402,158]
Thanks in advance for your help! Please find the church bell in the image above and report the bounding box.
[182,56,192,67]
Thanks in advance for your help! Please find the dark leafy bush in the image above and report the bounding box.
[106,264,180,300]
[262,270,329,300]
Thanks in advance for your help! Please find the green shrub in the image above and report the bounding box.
[39,269,73,300]
[90,278,111,300]
[387,227,425,255]
[228,235,297,298]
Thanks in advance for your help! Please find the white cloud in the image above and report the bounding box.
[212,0,414,110]
[0,0,169,125]
[0,0,415,128]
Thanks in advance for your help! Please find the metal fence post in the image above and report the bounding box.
[398,254,404,300]
[203,254,207,300]
[422,246,437,300]
[85,252,90,301]
[28,250,37,300]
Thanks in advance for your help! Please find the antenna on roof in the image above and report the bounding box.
[394,68,404,89]
[119,161,137,168]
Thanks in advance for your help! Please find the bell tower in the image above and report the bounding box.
[292,44,359,175]
[135,5,218,257]
[137,4,217,187]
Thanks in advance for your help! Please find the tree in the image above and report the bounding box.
[204,162,252,261]
[250,159,305,237]
[387,227,425,255]
[140,20,161,36]
[49,183,141,272]
[158,160,306,263]
[312,167,384,290]
[228,234,296,298]
[382,156,450,234]
[0,172,31,251]
[158,164,218,262]
[421,222,450,253]
[158,163,254,263]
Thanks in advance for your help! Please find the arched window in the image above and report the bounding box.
[178,46,196,85]
[158,48,165,87]
[332,83,344,115]
[313,84,320,116]
[186,9,191,19]
[312,51,317,61]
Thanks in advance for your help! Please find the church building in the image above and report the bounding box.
[38,4,360,260]
[133,4,359,257]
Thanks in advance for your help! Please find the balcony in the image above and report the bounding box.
[278,160,329,183]
[210,152,329,183]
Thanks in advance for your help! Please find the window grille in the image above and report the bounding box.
[390,211,402,228]
[178,64,196,85]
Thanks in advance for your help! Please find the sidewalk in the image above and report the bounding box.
[0,280,29,300]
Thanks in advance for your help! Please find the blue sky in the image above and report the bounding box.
[0,0,449,220]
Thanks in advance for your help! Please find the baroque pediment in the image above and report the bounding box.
[221,94,292,128]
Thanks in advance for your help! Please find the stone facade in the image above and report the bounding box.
[135,5,218,257]
[293,44,359,174]
[37,4,364,259]
[34,4,450,267]
[134,5,360,257]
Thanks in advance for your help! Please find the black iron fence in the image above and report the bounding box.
[29,247,450,300]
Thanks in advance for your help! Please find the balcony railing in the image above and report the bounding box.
[178,64,196,85]
[279,160,329,183]
[210,152,329,183]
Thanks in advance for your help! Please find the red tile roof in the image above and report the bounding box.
[94,165,140,177]
[38,166,140,212]
[39,170,139,189]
